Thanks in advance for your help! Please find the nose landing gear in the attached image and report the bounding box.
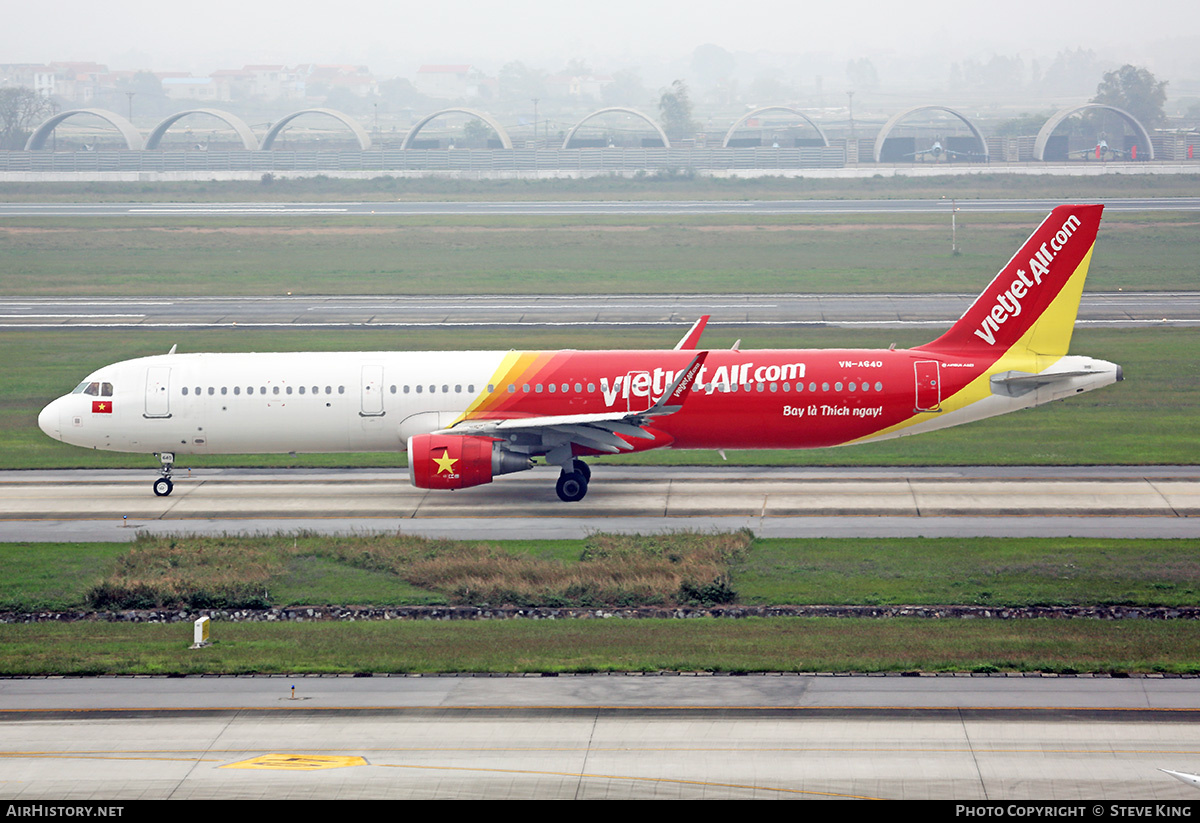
[153,452,174,497]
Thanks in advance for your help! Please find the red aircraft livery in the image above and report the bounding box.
[39,205,1120,502]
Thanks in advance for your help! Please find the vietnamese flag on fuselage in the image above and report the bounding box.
[92,400,112,414]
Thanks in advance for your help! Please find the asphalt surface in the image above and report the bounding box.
[4,676,1200,799]
[3,466,1197,541]
[2,292,1197,330]
[2,196,1200,217]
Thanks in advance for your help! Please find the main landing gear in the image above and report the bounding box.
[555,459,591,502]
[153,452,174,497]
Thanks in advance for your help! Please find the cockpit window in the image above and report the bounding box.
[71,381,113,396]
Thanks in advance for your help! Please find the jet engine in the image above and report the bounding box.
[408,433,532,490]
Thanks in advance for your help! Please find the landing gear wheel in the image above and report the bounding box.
[555,471,588,502]
[572,459,591,482]
[153,477,174,497]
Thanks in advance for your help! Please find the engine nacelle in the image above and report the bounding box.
[407,433,532,490]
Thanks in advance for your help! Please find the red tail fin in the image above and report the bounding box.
[922,205,1104,358]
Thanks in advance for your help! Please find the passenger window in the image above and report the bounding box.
[875,382,883,392]
[339,386,345,394]
[325,386,332,394]
[835,382,843,392]
[273,387,280,395]
[208,387,215,396]
[234,387,241,395]
[221,387,228,395]
[299,386,306,395]
[548,384,556,393]
[182,387,188,396]
[416,385,423,393]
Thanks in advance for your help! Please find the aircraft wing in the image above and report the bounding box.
[674,315,710,350]
[435,351,709,454]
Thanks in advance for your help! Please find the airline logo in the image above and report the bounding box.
[973,213,1083,347]
[92,400,112,414]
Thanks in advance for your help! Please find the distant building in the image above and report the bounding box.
[296,64,378,99]
[414,65,480,100]
[160,74,231,103]
[545,73,611,101]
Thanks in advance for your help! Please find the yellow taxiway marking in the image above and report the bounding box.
[377,762,880,799]
[222,754,367,770]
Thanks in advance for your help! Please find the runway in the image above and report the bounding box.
[3,196,1200,217]
[2,292,1197,330]
[2,466,1197,541]
[4,676,1200,799]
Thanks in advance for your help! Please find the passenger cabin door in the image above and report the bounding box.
[144,366,172,418]
[360,365,385,417]
[625,370,652,412]
[914,360,941,413]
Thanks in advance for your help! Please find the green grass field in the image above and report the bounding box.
[3,618,1198,676]
[1,211,1197,295]
[4,533,1200,675]
[4,533,1197,613]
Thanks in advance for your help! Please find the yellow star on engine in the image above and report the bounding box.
[433,450,457,474]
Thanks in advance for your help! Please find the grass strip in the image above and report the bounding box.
[4,534,1199,614]
[1,211,1197,295]
[2,618,1198,675]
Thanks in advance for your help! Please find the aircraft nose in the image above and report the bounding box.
[38,398,63,441]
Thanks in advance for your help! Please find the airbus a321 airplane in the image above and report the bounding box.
[39,204,1120,503]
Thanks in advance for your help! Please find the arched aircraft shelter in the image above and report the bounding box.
[721,106,829,148]
[399,108,512,149]
[1033,104,1154,161]
[144,109,259,150]
[873,105,988,163]
[25,109,144,151]
[561,107,670,149]
[260,108,372,151]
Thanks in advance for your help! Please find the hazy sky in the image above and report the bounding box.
[4,0,1197,78]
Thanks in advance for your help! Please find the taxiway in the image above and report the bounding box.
[2,466,1197,541]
